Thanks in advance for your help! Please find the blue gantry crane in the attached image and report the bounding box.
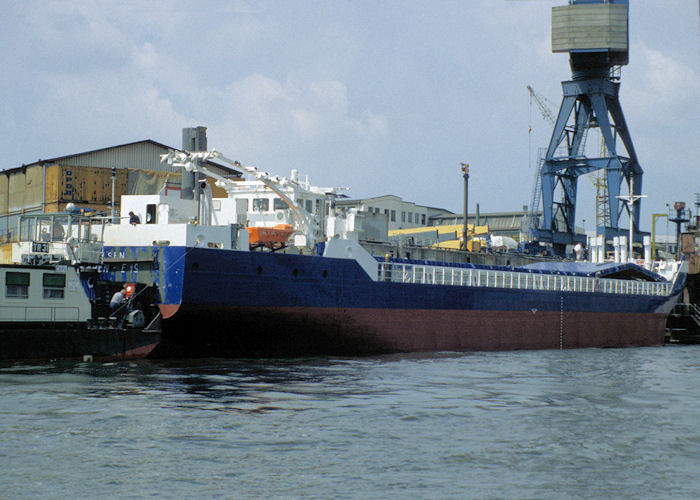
[536,0,645,256]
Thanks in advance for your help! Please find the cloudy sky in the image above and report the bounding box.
[1,1,698,231]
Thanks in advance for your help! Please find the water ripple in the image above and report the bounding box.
[1,347,700,498]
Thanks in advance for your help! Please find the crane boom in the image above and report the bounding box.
[160,149,320,249]
[527,85,556,126]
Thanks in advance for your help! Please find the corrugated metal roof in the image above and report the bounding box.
[336,195,453,215]
[2,139,241,177]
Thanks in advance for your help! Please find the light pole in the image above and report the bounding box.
[616,177,646,262]
[111,167,116,223]
[461,163,469,251]
[651,213,667,260]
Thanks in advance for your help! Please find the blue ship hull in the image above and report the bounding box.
[101,245,684,357]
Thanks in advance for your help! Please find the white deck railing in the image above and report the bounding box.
[377,263,672,297]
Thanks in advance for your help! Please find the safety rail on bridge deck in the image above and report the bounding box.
[377,263,672,297]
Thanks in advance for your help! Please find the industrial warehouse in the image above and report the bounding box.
[0,127,241,261]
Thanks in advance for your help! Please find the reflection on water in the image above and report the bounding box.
[2,347,700,498]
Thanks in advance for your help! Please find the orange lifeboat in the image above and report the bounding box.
[246,224,295,250]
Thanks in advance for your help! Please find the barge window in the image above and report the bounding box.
[252,198,269,211]
[6,272,30,298]
[43,273,66,299]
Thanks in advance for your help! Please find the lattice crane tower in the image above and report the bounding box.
[537,0,644,255]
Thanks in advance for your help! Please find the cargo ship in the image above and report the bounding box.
[91,149,686,357]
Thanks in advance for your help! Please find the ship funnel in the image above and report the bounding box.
[181,126,208,200]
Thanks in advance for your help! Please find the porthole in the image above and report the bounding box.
[192,262,199,270]
[256,266,263,275]
[292,268,299,277]
[322,270,328,278]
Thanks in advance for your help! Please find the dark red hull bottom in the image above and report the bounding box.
[156,305,666,358]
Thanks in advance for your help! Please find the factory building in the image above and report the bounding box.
[0,134,241,244]
[431,209,541,240]
[335,195,453,231]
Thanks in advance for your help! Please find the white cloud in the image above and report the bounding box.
[641,45,700,98]
[214,74,387,149]
[1,1,696,218]
[625,43,700,113]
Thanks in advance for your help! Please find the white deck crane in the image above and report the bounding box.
[160,149,322,250]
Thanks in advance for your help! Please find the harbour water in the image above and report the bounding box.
[2,346,700,498]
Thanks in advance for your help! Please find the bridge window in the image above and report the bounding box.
[6,272,29,298]
[146,204,157,224]
[252,198,269,211]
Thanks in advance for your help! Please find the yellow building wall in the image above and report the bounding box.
[24,165,44,209]
[0,174,8,213]
[0,243,12,264]
[2,162,228,217]
[45,164,60,206]
[57,164,127,207]
[8,171,26,212]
